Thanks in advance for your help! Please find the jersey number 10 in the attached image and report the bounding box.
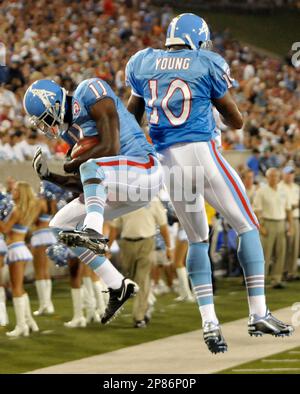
[148,79,191,126]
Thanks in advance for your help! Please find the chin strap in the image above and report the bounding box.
[200,40,213,50]
[59,88,67,124]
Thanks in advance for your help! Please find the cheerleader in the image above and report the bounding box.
[174,226,194,302]
[159,190,193,302]
[0,233,8,326]
[31,187,57,316]
[0,182,39,337]
[82,265,108,324]
[46,243,87,328]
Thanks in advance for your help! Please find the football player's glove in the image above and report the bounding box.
[32,147,50,180]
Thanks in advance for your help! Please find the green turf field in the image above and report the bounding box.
[176,9,299,56]
[220,346,300,374]
[0,278,299,374]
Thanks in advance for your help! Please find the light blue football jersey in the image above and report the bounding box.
[61,78,155,158]
[126,48,235,151]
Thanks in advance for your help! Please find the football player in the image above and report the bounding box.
[125,13,294,353]
[24,78,163,324]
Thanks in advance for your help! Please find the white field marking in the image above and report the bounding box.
[261,359,300,363]
[232,368,300,372]
[288,351,300,354]
[27,306,300,374]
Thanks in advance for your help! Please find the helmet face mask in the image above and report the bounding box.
[200,40,213,51]
[32,110,60,138]
[23,79,67,139]
[30,104,68,139]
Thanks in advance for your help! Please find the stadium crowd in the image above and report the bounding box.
[0,0,299,334]
[0,0,299,176]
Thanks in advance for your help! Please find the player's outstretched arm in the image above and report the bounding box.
[212,91,243,130]
[32,146,83,192]
[46,172,83,193]
[127,94,145,126]
[64,97,120,173]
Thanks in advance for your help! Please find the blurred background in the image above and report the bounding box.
[0,0,299,374]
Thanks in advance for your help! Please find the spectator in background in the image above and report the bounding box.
[0,181,39,337]
[253,168,294,289]
[242,169,257,204]
[109,198,172,328]
[246,149,260,177]
[173,225,194,302]
[5,176,16,194]
[259,147,280,175]
[0,0,299,168]
[279,166,300,281]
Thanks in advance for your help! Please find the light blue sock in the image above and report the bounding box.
[186,242,213,307]
[237,229,267,316]
[80,160,107,232]
[72,246,123,288]
[83,183,107,216]
[72,246,106,270]
[237,229,265,297]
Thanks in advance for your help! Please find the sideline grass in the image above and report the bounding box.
[0,278,299,374]
[220,346,300,374]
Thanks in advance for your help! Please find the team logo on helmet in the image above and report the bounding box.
[199,20,209,40]
[73,100,81,117]
[30,88,56,108]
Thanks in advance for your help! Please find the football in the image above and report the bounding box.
[71,136,100,159]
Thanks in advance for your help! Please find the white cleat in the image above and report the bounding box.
[174,295,195,302]
[27,318,39,333]
[64,317,87,328]
[0,303,9,326]
[45,302,55,314]
[6,324,29,338]
[33,308,45,316]
[86,310,101,324]
[33,303,55,316]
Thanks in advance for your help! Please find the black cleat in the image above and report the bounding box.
[101,278,139,325]
[203,322,228,354]
[248,310,294,337]
[58,228,108,255]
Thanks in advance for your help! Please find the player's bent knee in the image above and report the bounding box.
[49,216,60,229]
[185,229,209,244]
[79,159,104,183]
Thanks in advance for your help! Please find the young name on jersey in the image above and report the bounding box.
[155,57,191,71]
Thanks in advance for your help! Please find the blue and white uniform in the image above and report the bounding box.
[126,48,236,151]
[31,214,57,248]
[6,225,33,264]
[126,42,266,317]
[0,234,7,256]
[51,78,164,235]
[63,78,155,158]
[126,47,258,241]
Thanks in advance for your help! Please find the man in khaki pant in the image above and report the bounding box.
[279,166,300,280]
[109,198,171,327]
[253,168,293,288]
[242,169,257,205]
